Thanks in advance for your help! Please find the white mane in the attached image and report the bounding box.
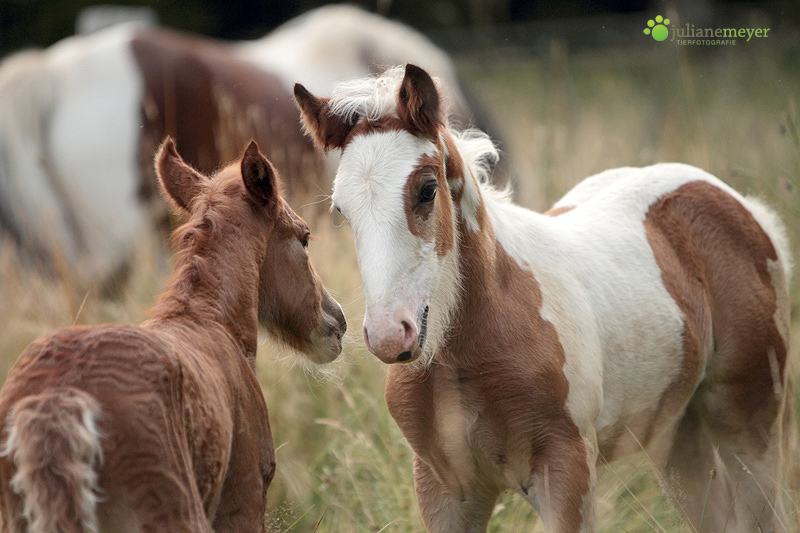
[450,129,502,188]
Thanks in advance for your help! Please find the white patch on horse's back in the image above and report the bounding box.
[0,25,148,279]
[554,162,738,215]
[47,25,147,278]
[239,4,466,109]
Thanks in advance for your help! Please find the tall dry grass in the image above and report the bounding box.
[0,39,797,532]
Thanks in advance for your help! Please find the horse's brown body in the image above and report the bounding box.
[0,323,272,532]
[131,28,325,212]
[0,140,345,532]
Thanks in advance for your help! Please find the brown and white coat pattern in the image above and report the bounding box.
[295,65,792,532]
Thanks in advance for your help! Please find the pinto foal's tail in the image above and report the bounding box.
[1,387,103,533]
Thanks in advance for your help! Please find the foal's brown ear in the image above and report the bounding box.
[397,64,442,138]
[293,83,354,152]
[241,140,278,210]
[155,137,207,212]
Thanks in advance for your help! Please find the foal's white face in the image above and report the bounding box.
[295,64,462,364]
[333,129,455,364]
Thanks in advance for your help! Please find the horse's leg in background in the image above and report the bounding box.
[413,457,498,533]
[690,231,789,532]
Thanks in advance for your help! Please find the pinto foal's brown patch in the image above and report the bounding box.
[401,149,456,257]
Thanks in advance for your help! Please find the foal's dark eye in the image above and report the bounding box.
[301,233,310,248]
[419,181,437,203]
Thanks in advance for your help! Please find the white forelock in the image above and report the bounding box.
[327,65,463,128]
[328,66,406,122]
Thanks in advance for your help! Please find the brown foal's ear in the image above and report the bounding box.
[397,64,442,138]
[155,137,208,212]
[241,140,279,211]
[293,83,355,152]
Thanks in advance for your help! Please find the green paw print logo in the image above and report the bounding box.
[644,15,670,41]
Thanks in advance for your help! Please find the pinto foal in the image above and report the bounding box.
[295,65,792,532]
[0,139,346,532]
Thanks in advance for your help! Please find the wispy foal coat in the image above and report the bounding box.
[0,140,345,532]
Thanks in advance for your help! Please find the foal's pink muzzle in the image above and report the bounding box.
[363,305,428,364]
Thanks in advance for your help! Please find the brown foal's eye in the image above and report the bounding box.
[301,232,310,248]
[419,180,437,203]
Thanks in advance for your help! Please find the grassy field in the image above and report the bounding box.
[1,39,799,531]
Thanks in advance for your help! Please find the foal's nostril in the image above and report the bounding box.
[400,319,414,343]
[397,351,412,362]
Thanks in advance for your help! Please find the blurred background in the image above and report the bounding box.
[0,1,798,531]
[1,0,799,55]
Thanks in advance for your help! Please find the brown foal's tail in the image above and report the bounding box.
[1,387,103,533]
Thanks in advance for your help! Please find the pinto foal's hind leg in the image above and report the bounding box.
[663,385,787,532]
[700,394,787,532]
[661,403,737,532]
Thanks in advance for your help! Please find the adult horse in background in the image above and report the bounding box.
[0,5,493,285]
[0,23,321,285]
[239,5,476,121]
[0,139,346,532]
[295,65,792,532]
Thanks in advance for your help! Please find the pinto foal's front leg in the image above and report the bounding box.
[414,446,597,533]
[521,452,598,533]
[489,423,596,533]
[413,456,499,533]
